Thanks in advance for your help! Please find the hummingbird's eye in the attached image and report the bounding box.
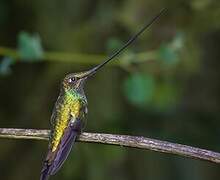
[68,77,76,83]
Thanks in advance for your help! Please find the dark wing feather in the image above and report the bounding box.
[40,163,50,180]
[40,119,82,180]
[50,119,81,175]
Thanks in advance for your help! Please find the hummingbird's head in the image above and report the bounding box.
[62,69,94,92]
[62,71,92,93]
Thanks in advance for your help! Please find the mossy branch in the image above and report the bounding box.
[0,128,220,164]
[0,47,158,65]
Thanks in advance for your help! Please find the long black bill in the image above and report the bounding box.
[78,8,167,79]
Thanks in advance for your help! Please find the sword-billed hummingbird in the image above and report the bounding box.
[40,8,166,180]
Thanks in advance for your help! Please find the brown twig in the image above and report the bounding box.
[0,128,220,164]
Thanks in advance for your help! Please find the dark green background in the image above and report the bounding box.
[0,0,220,180]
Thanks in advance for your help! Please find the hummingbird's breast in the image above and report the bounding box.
[50,91,86,152]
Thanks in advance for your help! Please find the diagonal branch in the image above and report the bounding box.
[0,128,220,164]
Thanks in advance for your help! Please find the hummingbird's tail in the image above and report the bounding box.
[40,162,51,180]
[40,120,81,180]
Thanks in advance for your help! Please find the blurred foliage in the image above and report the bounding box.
[0,0,220,180]
[123,33,183,109]
[159,32,184,67]
[123,73,155,106]
[0,57,14,75]
[18,31,44,61]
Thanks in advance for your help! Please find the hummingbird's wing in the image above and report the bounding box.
[51,119,82,175]
[40,119,82,180]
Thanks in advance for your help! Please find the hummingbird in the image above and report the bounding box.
[40,8,166,180]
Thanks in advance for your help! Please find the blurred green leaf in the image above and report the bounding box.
[158,32,184,67]
[0,57,14,75]
[17,31,44,61]
[159,44,179,66]
[170,32,184,50]
[123,73,155,106]
[106,38,123,54]
[123,72,181,110]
